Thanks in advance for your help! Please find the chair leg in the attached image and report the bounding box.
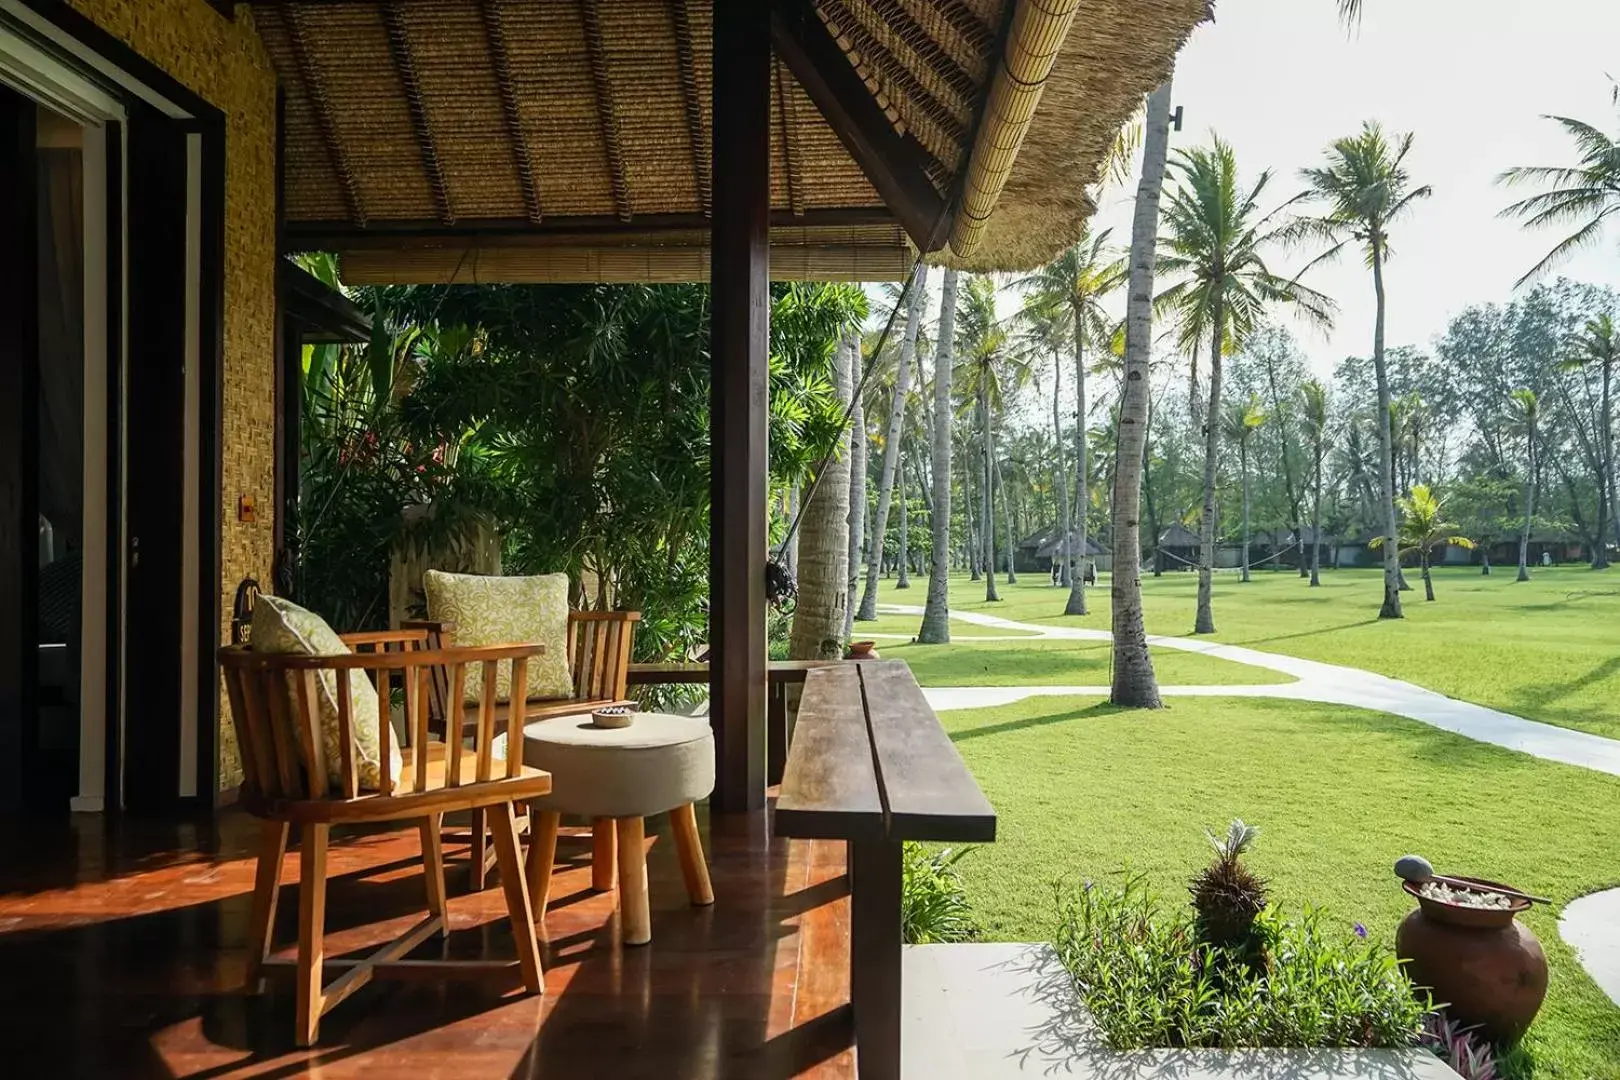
[488,802,545,994]
[296,822,330,1048]
[527,808,561,922]
[592,818,617,892]
[420,813,447,935]
[244,820,290,987]
[469,808,489,891]
[669,803,714,906]
[615,816,651,946]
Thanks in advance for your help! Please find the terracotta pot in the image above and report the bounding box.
[845,641,880,660]
[1396,876,1548,1042]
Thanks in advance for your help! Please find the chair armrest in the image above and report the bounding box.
[402,618,457,641]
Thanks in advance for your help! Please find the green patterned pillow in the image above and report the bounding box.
[250,596,401,792]
[423,571,573,705]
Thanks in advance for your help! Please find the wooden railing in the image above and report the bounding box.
[773,660,996,1080]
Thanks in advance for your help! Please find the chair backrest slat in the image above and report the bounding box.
[477,662,499,782]
[222,668,264,796]
[445,661,465,788]
[506,657,528,779]
[335,670,358,799]
[412,665,432,791]
[291,668,328,799]
[262,669,301,798]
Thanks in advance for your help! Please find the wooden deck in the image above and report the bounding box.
[0,806,855,1078]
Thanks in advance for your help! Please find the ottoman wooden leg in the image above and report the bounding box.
[592,818,618,892]
[670,802,714,906]
[528,809,561,921]
[469,808,490,891]
[616,816,651,946]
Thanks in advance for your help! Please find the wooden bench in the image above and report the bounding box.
[626,659,838,786]
[773,660,996,1080]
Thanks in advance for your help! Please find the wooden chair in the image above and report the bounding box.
[219,630,551,1047]
[408,610,641,891]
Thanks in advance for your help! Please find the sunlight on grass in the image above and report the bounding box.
[877,567,1620,738]
[939,694,1620,1078]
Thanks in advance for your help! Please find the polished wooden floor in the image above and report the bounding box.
[0,804,856,1079]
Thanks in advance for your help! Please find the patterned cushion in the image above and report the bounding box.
[423,571,573,705]
[250,596,401,792]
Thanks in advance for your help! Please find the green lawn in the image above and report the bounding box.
[855,612,1040,639]
[874,567,1620,738]
[879,637,1288,687]
[939,693,1620,1078]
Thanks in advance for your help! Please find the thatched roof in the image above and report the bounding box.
[1158,523,1199,547]
[249,0,1206,283]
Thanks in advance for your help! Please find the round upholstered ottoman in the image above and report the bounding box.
[519,712,715,945]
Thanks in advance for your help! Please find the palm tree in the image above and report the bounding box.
[918,269,960,643]
[1370,484,1474,602]
[1499,92,1620,288]
[1159,136,1334,634]
[956,276,1028,602]
[1300,378,1331,587]
[844,333,867,643]
[1563,315,1616,569]
[1508,388,1541,581]
[1294,122,1431,620]
[788,328,852,660]
[1013,297,1073,588]
[857,270,928,620]
[1013,229,1128,615]
[1222,395,1268,584]
[1110,79,1175,709]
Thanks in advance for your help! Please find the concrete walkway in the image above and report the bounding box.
[879,603,1620,1008]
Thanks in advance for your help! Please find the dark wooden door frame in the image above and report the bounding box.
[8,0,227,813]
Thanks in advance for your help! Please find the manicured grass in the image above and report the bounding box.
[876,567,1620,738]
[854,613,1040,640]
[939,693,1620,1078]
[879,637,1288,687]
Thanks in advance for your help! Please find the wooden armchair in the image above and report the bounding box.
[219,631,551,1046]
[406,609,642,889]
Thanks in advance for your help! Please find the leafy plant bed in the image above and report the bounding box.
[1054,872,1428,1050]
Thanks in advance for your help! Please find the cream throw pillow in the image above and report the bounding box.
[250,596,402,792]
[423,571,573,705]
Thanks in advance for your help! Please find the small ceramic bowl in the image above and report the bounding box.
[591,705,637,729]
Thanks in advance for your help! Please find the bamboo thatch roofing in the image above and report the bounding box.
[251,0,1206,283]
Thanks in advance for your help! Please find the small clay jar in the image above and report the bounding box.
[1396,877,1548,1042]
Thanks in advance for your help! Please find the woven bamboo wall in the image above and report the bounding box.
[69,0,280,791]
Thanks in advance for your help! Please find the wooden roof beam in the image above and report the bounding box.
[666,0,711,216]
[382,1,454,225]
[770,0,950,253]
[286,6,366,227]
[481,0,544,224]
[579,0,632,222]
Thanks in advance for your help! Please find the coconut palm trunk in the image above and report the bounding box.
[1310,450,1324,587]
[980,384,1001,602]
[858,272,926,619]
[1371,238,1405,617]
[1518,411,1536,582]
[789,334,852,660]
[995,456,1017,584]
[896,469,911,589]
[1239,435,1252,584]
[1598,357,1613,569]
[844,334,867,644]
[1052,355,1072,588]
[1195,298,1225,634]
[1110,78,1174,709]
[918,269,959,643]
[1067,310,1090,614]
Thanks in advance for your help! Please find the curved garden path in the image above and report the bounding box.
[876,603,1620,1006]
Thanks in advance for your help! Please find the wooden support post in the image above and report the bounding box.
[850,839,903,1080]
[708,0,770,814]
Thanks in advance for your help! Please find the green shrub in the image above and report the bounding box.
[901,844,977,945]
[1053,874,1428,1049]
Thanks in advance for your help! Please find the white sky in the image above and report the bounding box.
[1085,0,1620,376]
